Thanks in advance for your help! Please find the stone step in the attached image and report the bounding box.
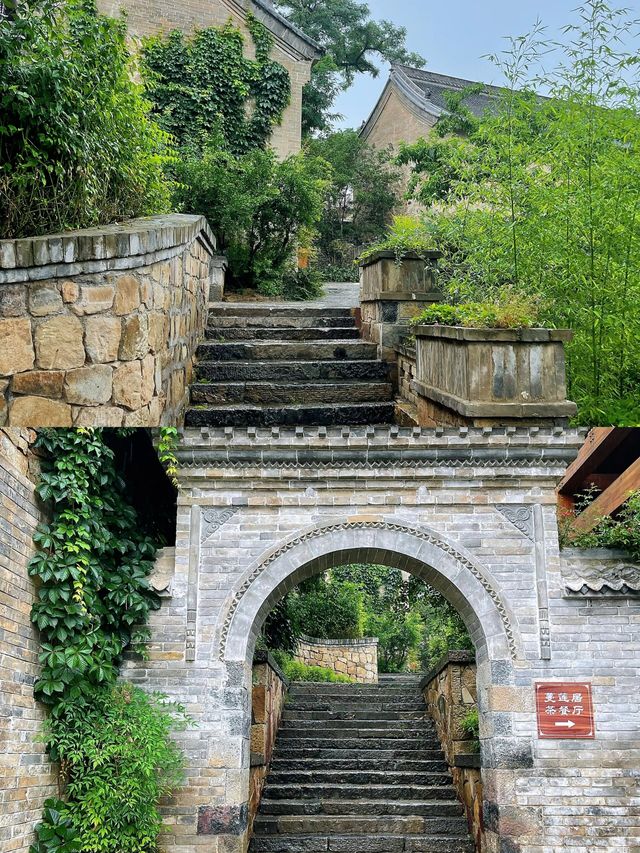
[266,770,451,787]
[195,360,392,383]
[250,835,475,852]
[253,815,469,837]
[207,315,357,329]
[279,727,438,741]
[184,402,396,428]
[205,326,361,341]
[190,381,393,406]
[273,748,446,762]
[262,784,458,803]
[285,701,427,712]
[196,340,378,362]
[272,737,440,751]
[281,710,430,722]
[290,681,420,701]
[279,718,431,731]
[270,758,446,772]
[208,305,354,318]
[258,799,464,817]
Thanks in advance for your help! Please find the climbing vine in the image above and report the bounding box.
[156,426,180,489]
[28,429,189,853]
[141,15,291,155]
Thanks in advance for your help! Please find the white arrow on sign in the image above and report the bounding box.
[554,720,576,728]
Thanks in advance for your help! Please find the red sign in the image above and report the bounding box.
[535,682,595,739]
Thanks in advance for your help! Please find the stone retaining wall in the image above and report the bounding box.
[0,215,224,426]
[0,430,57,853]
[421,652,483,852]
[295,635,378,683]
[249,652,288,837]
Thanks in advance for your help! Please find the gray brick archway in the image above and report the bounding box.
[220,518,518,666]
[122,426,640,853]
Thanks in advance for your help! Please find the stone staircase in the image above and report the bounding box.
[185,304,396,427]
[249,675,475,853]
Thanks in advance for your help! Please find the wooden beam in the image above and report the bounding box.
[557,427,634,495]
[572,454,640,533]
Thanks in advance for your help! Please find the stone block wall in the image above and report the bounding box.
[0,215,223,426]
[421,651,484,852]
[295,635,378,683]
[0,430,57,853]
[249,651,288,836]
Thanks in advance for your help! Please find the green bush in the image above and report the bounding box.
[30,799,80,853]
[0,0,170,239]
[461,707,480,752]
[289,579,364,640]
[412,292,541,330]
[564,490,640,560]
[364,610,422,673]
[316,262,359,283]
[418,595,474,671]
[281,268,324,301]
[272,651,352,683]
[41,684,191,853]
[172,141,330,296]
[358,216,436,264]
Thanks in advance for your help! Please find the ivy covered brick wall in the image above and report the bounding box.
[0,430,57,853]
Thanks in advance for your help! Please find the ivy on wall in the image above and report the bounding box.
[28,428,190,853]
[141,14,291,155]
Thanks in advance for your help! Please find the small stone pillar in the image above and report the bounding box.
[359,250,442,372]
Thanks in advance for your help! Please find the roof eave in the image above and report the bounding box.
[250,0,323,60]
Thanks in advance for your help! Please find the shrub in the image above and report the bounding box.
[41,684,191,853]
[316,262,359,283]
[273,652,353,683]
[563,490,640,561]
[172,141,330,296]
[412,292,541,330]
[289,579,364,640]
[281,267,324,301]
[364,610,422,673]
[0,0,170,239]
[358,216,437,264]
[30,799,80,853]
[418,596,474,671]
[461,707,480,752]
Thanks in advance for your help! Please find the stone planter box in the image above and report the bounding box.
[412,324,577,425]
[358,250,442,364]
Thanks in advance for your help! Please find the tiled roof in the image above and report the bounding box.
[250,0,322,58]
[564,560,640,597]
[392,65,507,118]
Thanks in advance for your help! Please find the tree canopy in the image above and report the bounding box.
[274,0,425,134]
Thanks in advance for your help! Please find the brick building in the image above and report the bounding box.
[97,0,321,158]
[360,65,503,151]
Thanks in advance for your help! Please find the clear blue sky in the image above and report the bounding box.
[334,0,640,129]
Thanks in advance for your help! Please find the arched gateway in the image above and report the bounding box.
[123,426,640,853]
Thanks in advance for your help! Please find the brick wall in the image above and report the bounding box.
[118,426,640,853]
[0,430,56,853]
[97,0,314,159]
[295,634,378,683]
[0,215,222,427]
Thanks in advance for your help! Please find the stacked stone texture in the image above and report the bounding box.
[294,635,378,683]
[0,215,219,426]
[0,430,57,853]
